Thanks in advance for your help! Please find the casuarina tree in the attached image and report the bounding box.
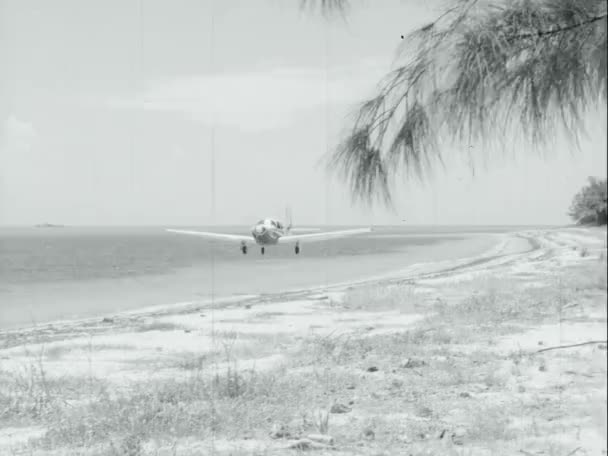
[303,0,607,207]
[569,177,608,225]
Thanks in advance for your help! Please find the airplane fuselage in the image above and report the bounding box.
[251,218,286,245]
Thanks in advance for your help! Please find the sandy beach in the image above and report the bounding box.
[0,226,606,455]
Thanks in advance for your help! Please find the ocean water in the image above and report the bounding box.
[0,225,544,329]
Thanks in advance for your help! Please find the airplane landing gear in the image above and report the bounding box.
[261,247,265,255]
[241,242,248,255]
[295,242,300,255]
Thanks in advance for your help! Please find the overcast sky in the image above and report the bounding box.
[1,0,606,226]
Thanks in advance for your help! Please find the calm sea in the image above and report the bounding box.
[0,225,549,328]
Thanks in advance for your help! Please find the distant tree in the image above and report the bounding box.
[568,177,608,225]
[302,0,607,207]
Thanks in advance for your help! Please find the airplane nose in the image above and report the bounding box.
[254,225,265,234]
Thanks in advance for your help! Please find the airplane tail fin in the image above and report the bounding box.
[285,206,293,233]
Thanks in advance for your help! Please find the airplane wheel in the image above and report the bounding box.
[295,245,300,255]
[241,245,247,254]
[261,247,265,255]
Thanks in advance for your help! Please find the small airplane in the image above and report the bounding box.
[166,208,371,255]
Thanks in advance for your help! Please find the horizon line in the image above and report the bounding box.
[0,223,568,228]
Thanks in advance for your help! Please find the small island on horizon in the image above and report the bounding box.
[34,223,65,228]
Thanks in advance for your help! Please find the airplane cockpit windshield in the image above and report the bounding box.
[256,219,283,229]
[268,219,283,229]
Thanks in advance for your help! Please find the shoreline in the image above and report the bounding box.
[1,229,503,331]
[0,230,521,335]
[0,230,536,351]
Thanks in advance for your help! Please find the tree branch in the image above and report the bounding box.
[512,14,607,41]
[535,340,607,354]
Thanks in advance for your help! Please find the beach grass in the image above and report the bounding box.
[0,229,606,455]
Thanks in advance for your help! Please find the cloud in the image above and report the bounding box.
[105,60,388,132]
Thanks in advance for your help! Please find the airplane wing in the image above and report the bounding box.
[279,227,371,244]
[166,229,251,243]
[288,227,321,232]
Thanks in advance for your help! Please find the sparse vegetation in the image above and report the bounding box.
[342,283,423,313]
[136,321,184,332]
